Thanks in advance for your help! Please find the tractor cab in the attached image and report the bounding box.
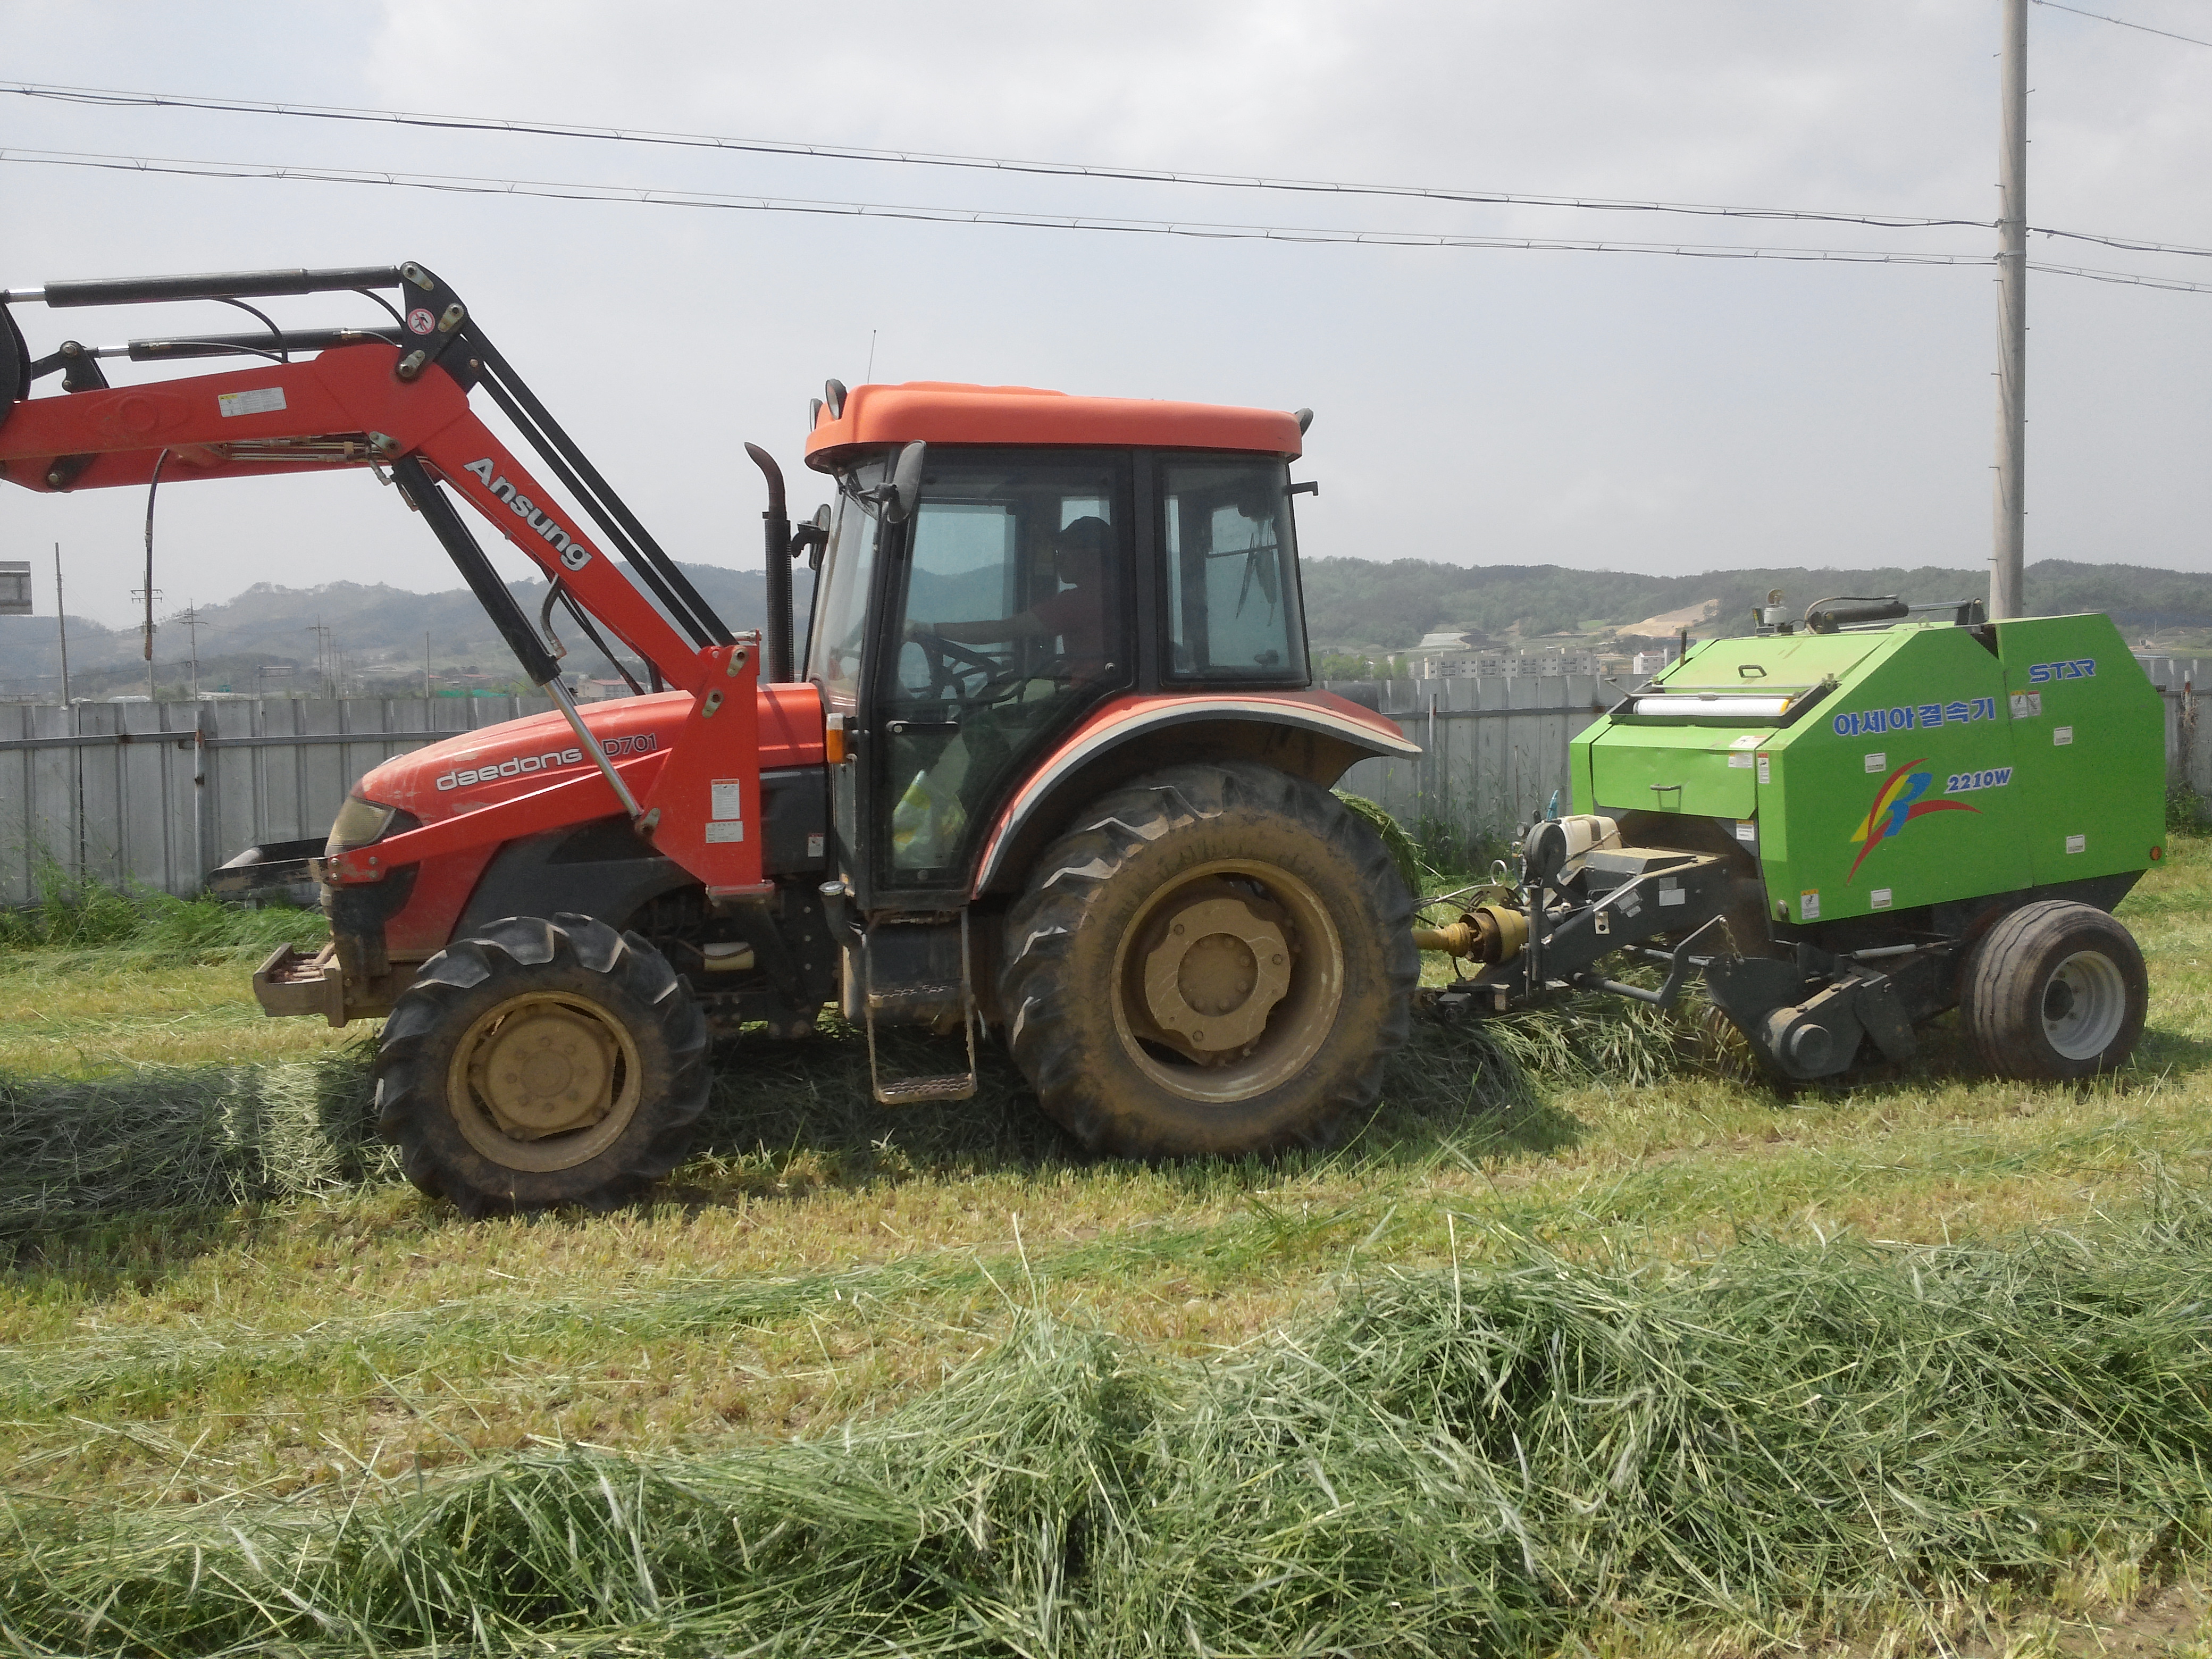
[803,382,1317,911]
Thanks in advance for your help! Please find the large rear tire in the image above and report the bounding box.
[1000,762,1417,1157]
[374,914,710,1214]
[1960,900,2147,1080]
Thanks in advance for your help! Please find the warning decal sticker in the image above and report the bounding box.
[217,387,287,418]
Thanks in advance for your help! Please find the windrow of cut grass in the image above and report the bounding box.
[10,1204,2212,1657]
[0,862,323,966]
[0,980,1677,1255]
[0,1046,383,1251]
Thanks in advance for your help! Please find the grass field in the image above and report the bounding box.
[2,838,2211,1655]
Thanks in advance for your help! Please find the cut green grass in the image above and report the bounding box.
[12,1208,2212,1657]
[1,835,2209,1652]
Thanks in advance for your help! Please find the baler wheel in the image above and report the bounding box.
[1960,900,2147,1080]
[999,761,1416,1158]
[374,914,710,1214]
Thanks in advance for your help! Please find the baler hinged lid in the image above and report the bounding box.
[1656,631,1892,694]
[1622,630,1898,723]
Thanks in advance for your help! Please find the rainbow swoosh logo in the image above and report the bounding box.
[1847,758,1979,882]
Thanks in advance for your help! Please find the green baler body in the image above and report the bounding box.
[1571,614,2165,927]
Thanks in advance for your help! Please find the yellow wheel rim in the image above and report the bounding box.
[1111,859,1343,1104]
[448,991,643,1172]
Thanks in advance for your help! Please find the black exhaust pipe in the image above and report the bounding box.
[744,443,794,684]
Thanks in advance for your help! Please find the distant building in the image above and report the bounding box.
[1418,647,1597,679]
[1513,648,1598,677]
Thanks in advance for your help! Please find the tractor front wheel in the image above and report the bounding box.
[374,914,710,1214]
[1960,900,2147,1080]
[1000,762,1416,1157]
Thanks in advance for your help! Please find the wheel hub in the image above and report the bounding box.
[2041,949,2127,1061]
[467,1003,620,1139]
[1140,892,1292,1058]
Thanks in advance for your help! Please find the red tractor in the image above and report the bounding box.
[1,262,1420,1211]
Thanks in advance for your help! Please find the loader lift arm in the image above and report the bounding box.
[0,260,765,895]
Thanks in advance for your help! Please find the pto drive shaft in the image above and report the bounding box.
[1412,904,1528,963]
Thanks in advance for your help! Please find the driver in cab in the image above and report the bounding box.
[904,515,1111,682]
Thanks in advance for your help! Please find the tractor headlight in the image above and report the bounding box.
[326,795,401,856]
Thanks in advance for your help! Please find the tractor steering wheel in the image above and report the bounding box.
[909,630,1025,705]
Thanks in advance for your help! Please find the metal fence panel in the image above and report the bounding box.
[2136,657,2209,800]
[0,666,2197,902]
[0,696,552,899]
[1325,675,1632,841]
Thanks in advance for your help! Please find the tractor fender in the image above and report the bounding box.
[970,690,1419,897]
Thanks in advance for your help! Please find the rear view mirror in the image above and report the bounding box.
[883,441,927,525]
[789,502,832,568]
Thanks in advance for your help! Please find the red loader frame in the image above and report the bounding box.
[0,261,778,907]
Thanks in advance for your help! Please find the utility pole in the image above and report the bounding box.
[1991,0,2028,620]
[177,601,203,700]
[52,543,69,706]
[306,620,333,698]
[425,630,433,699]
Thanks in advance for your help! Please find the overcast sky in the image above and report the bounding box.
[4,0,2209,630]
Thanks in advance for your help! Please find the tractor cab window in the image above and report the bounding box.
[881,450,1130,880]
[1162,458,1308,684]
[806,462,885,710]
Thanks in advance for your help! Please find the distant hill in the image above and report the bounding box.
[6,554,2203,698]
[0,563,815,697]
[1297,558,2212,649]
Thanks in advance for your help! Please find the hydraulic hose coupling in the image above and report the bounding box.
[1413,904,1530,964]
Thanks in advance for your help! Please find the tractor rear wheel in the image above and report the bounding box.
[374,914,710,1214]
[1000,761,1416,1157]
[1959,900,2147,1080]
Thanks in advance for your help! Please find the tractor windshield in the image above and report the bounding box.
[807,460,886,709]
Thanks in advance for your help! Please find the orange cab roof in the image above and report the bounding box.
[803,381,1303,470]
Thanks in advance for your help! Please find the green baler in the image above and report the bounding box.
[1423,600,2166,1082]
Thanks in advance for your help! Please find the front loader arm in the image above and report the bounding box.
[0,340,705,691]
[0,260,769,897]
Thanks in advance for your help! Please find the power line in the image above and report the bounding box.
[0,78,1990,233]
[2029,0,2212,48]
[4,146,2209,294]
[2035,225,2212,258]
[0,144,1984,259]
[10,78,2205,270]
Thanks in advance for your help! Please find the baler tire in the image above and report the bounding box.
[999,761,1417,1158]
[374,914,710,1215]
[1959,900,2147,1081]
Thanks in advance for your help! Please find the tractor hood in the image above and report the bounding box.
[353,684,825,825]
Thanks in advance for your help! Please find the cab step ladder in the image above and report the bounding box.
[861,909,978,1104]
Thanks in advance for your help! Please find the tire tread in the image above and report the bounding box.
[1000,762,1416,1156]
[374,912,709,1213]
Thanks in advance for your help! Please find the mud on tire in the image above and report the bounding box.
[999,761,1417,1158]
[374,914,710,1214]
[1960,899,2147,1082]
